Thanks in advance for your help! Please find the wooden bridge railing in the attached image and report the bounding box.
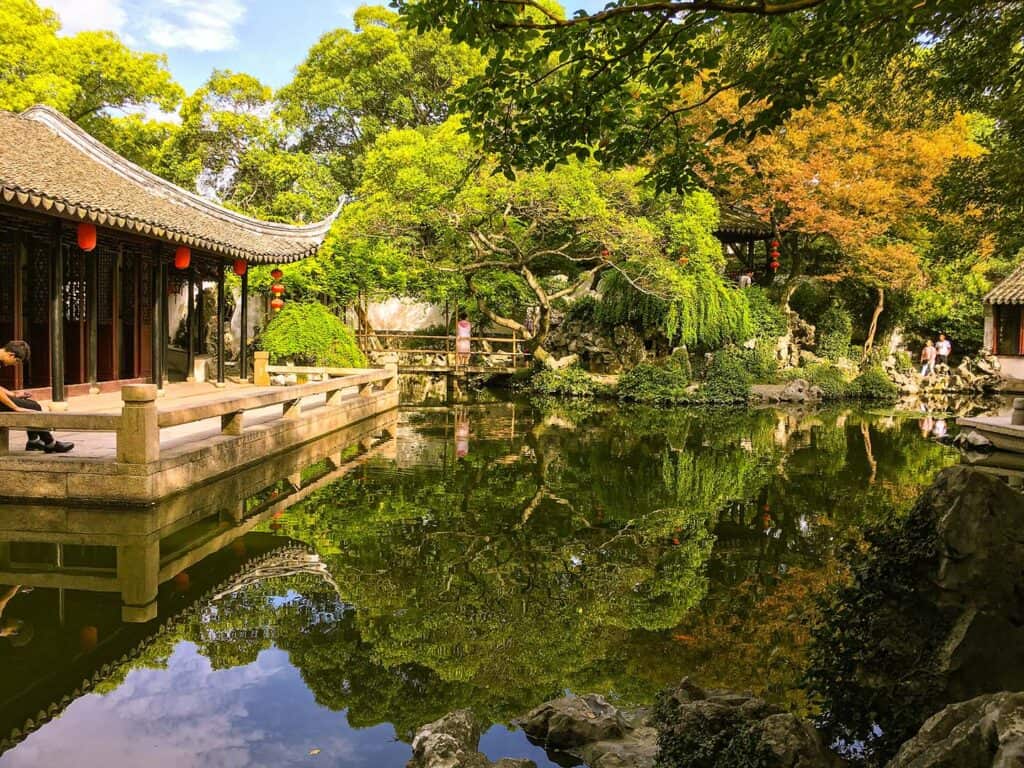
[356,331,529,370]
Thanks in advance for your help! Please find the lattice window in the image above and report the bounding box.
[63,249,86,323]
[139,256,152,323]
[98,248,115,322]
[121,249,137,320]
[27,243,48,324]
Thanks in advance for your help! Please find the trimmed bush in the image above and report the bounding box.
[531,365,604,397]
[618,353,692,404]
[260,302,366,367]
[701,347,752,403]
[742,343,779,382]
[746,286,788,340]
[849,366,899,400]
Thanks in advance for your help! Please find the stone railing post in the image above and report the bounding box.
[118,384,160,464]
[0,427,8,456]
[384,363,399,396]
[254,351,270,387]
[1013,398,1024,426]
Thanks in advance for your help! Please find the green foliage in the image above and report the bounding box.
[742,343,779,383]
[701,348,753,403]
[806,497,951,763]
[531,365,604,398]
[817,303,854,362]
[802,363,850,400]
[618,353,692,404]
[893,350,914,374]
[562,295,600,326]
[849,366,899,401]
[259,302,366,367]
[746,287,788,340]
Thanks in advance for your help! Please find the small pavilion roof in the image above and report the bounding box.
[715,203,773,241]
[0,106,342,263]
[985,263,1024,305]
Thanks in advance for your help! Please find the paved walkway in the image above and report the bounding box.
[13,380,343,461]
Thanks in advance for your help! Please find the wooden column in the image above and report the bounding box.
[150,248,161,388]
[49,222,65,404]
[14,233,25,391]
[239,268,249,381]
[160,260,169,387]
[216,262,225,386]
[196,272,204,356]
[186,267,195,380]
[87,249,99,393]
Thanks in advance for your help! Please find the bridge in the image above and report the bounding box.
[356,331,532,375]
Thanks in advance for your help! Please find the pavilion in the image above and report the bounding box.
[984,264,1024,379]
[0,105,341,404]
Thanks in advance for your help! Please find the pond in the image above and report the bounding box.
[0,400,967,767]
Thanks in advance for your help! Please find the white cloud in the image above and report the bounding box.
[41,0,247,52]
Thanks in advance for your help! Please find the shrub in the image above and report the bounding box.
[701,347,752,403]
[742,343,779,382]
[618,353,692,404]
[531,365,604,397]
[849,366,899,401]
[562,295,600,326]
[802,362,849,400]
[893,350,914,374]
[745,286,788,340]
[260,302,366,367]
[817,303,854,362]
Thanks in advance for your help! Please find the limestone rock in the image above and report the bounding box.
[408,711,536,768]
[887,692,1024,768]
[952,430,994,453]
[518,694,657,768]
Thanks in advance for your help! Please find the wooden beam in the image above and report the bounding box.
[149,247,161,387]
[186,267,195,379]
[160,259,168,387]
[239,268,248,381]
[87,249,98,393]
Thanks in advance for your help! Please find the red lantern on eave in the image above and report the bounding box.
[233,258,247,276]
[174,246,191,270]
[271,297,284,312]
[770,260,780,271]
[271,268,283,280]
[77,222,97,252]
[270,283,285,295]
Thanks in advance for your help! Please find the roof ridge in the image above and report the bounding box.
[19,105,343,239]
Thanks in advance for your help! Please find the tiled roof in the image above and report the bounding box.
[715,203,773,239]
[0,106,342,263]
[985,263,1024,304]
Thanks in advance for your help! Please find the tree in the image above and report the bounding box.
[395,0,1019,193]
[0,0,181,127]
[277,5,484,189]
[331,117,748,364]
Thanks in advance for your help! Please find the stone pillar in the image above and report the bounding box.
[254,351,270,386]
[216,262,225,386]
[1013,398,1024,426]
[118,540,159,622]
[49,222,65,406]
[984,303,996,355]
[117,384,160,464]
[239,269,249,382]
[87,250,99,394]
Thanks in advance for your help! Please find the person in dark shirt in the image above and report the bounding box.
[0,341,73,453]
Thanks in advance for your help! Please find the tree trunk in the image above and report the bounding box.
[863,286,885,359]
[353,299,379,351]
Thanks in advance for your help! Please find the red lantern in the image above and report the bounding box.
[270,283,285,295]
[600,248,610,258]
[271,297,284,312]
[271,268,283,280]
[174,246,191,270]
[233,259,247,276]
[77,222,97,252]
[771,250,781,259]
[771,239,780,248]
[770,260,780,271]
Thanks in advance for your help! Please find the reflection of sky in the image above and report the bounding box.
[0,643,410,768]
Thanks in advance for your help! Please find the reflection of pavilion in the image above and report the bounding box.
[0,409,395,622]
[0,413,395,760]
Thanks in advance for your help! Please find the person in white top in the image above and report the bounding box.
[936,334,952,367]
[920,340,936,376]
[737,270,753,288]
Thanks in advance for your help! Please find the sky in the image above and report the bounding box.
[40,0,609,94]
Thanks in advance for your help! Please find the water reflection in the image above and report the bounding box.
[0,401,961,766]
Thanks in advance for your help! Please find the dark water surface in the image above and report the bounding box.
[0,401,965,767]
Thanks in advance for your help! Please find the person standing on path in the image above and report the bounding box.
[936,334,952,367]
[920,339,937,377]
[455,312,472,368]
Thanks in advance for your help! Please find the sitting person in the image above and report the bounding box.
[0,341,73,453]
